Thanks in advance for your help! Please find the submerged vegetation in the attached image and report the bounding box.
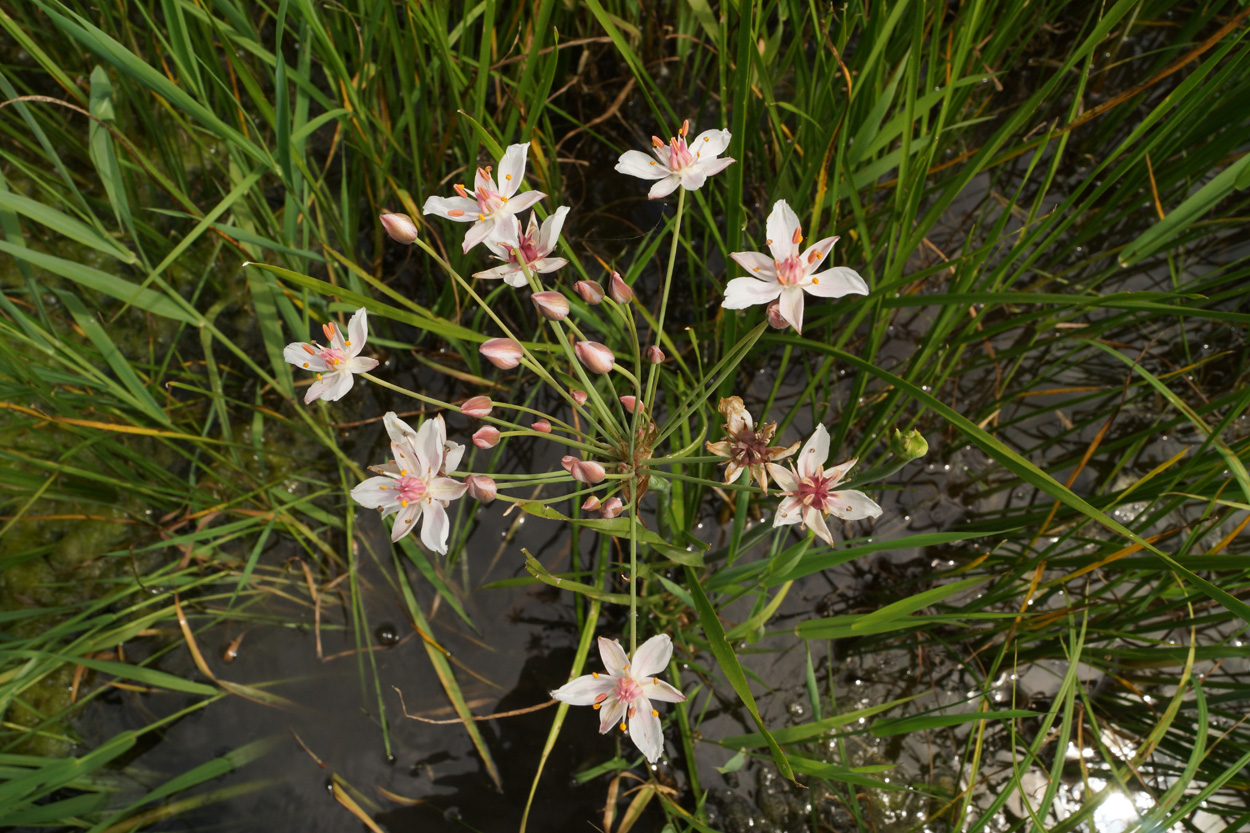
[1,0,1248,831]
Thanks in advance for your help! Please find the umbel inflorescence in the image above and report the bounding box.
[282,119,893,764]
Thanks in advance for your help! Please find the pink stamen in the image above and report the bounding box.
[396,475,427,504]
[614,676,643,704]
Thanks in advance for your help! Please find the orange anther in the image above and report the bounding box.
[301,343,317,354]
[652,136,665,148]
[448,209,465,217]
[680,119,689,136]
[792,227,803,245]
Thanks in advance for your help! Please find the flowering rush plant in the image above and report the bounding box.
[262,118,927,772]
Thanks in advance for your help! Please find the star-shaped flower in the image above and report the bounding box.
[351,413,467,554]
[282,307,379,403]
[551,634,686,764]
[472,207,569,287]
[705,396,799,494]
[722,200,868,334]
[615,120,734,199]
[423,143,546,253]
[767,424,882,545]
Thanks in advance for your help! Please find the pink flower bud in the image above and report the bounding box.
[620,395,638,413]
[574,280,605,304]
[647,345,665,363]
[480,338,523,369]
[532,419,552,433]
[600,497,624,518]
[608,271,634,304]
[461,395,493,418]
[570,459,607,484]
[380,212,418,244]
[473,425,500,448]
[570,389,588,406]
[561,455,577,473]
[582,495,602,512]
[531,291,570,321]
[465,474,497,504]
[765,299,789,330]
[575,341,615,374]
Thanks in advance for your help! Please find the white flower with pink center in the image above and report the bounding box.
[722,200,869,334]
[351,413,467,554]
[422,143,546,253]
[473,207,570,287]
[282,307,379,403]
[551,634,686,764]
[766,424,882,545]
[615,120,735,199]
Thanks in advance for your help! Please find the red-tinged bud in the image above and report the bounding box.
[575,341,615,374]
[532,419,552,433]
[461,395,493,418]
[570,459,607,484]
[608,271,634,304]
[480,338,523,369]
[620,395,638,413]
[582,495,602,511]
[570,389,588,406]
[765,299,789,330]
[531,291,570,321]
[601,497,624,518]
[561,455,577,473]
[465,474,497,504]
[473,425,500,448]
[574,280,605,304]
[647,345,665,364]
[380,212,418,245]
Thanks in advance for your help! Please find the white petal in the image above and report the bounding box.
[648,175,682,200]
[729,250,776,277]
[346,308,369,356]
[384,412,418,445]
[345,356,379,374]
[766,200,801,261]
[496,143,530,197]
[796,236,839,278]
[413,417,446,477]
[473,166,497,197]
[428,477,467,502]
[443,442,465,475]
[500,190,545,217]
[804,266,870,298]
[690,128,731,159]
[502,270,530,288]
[313,369,354,402]
[631,634,673,678]
[828,489,883,521]
[351,475,400,509]
[419,500,450,553]
[537,206,570,254]
[678,169,707,191]
[693,156,735,178]
[798,424,830,479]
[473,263,520,282]
[774,495,805,526]
[422,195,479,221]
[722,277,782,309]
[628,698,664,763]
[598,637,629,677]
[646,678,686,703]
[461,218,495,253]
[778,285,805,334]
[391,501,422,543]
[599,696,627,735]
[531,257,568,274]
[284,342,327,371]
[804,507,834,545]
[550,674,615,706]
[391,440,421,477]
[616,149,669,180]
[767,463,798,493]
[823,457,858,486]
